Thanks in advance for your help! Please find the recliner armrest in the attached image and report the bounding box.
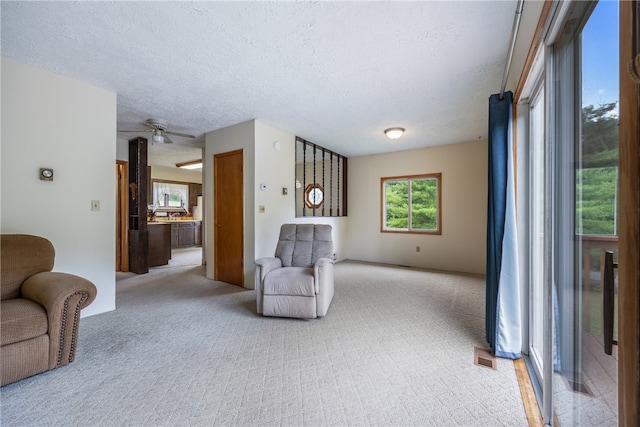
[313,257,334,294]
[314,257,334,268]
[21,271,97,369]
[254,257,283,314]
[254,257,282,278]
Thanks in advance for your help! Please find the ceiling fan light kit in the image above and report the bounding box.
[152,135,164,143]
[119,118,196,144]
[152,130,165,144]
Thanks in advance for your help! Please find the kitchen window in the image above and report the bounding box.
[152,182,188,208]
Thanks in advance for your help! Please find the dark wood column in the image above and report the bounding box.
[128,137,149,274]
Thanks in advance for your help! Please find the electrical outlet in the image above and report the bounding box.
[416,246,420,252]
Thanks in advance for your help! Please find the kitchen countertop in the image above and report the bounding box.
[148,219,201,223]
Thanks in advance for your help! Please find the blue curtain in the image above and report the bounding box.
[486,91,522,359]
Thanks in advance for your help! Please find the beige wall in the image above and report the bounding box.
[204,120,349,288]
[206,120,483,282]
[346,140,488,274]
[150,165,202,184]
[1,57,117,316]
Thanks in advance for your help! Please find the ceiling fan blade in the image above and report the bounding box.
[163,133,174,144]
[165,130,196,139]
[118,129,150,133]
[142,121,159,130]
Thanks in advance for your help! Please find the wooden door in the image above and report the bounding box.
[214,149,244,286]
[116,160,128,272]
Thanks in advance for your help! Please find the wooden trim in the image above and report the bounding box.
[514,358,543,426]
[116,160,128,272]
[513,1,554,102]
[618,1,640,425]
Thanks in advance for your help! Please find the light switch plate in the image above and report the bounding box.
[91,200,100,211]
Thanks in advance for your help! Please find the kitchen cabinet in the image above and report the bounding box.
[170,221,202,249]
[194,222,202,246]
[148,223,171,267]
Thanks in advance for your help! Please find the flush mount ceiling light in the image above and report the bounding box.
[152,129,165,144]
[176,159,202,170]
[384,127,405,140]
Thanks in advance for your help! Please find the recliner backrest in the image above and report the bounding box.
[1,234,55,300]
[275,224,333,267]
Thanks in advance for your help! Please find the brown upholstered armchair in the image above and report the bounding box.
[1,234,97,386]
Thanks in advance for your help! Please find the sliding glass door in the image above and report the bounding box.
[528,83,546,388]
[518,1,620,424]
[553,2,619,425]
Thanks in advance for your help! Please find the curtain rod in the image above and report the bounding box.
[499,0,525,100]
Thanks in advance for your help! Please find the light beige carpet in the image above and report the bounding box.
[1,260,527,426]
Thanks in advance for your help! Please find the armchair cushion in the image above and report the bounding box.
[1,235,54,300]
[263,267,315,297]
[276,223,333,267]
[1,299,48,346]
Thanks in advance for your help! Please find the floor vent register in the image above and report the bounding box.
[474,347,497,370]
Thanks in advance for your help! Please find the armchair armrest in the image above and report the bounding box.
[255,257,282,274]
[21,271,97,369]
[255,257,282,283]
[313,257,334,294]
[314,257,334,268]
[254,257,282,314]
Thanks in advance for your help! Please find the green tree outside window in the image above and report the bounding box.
[382,174,441,234]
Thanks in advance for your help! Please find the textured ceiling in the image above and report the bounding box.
[1,1,532,167]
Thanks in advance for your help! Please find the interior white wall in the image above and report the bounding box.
[204,120,255,282]
[253,121,349,267]
[116,137,129,162]
[1,57,117,316]
[346,140,488,275]
[253,120,296,265]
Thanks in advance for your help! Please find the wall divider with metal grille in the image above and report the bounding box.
[295,136,348,217]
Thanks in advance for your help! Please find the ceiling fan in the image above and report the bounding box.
[119,119,196,144]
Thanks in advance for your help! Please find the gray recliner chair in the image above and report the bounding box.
[255,224,334,319]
